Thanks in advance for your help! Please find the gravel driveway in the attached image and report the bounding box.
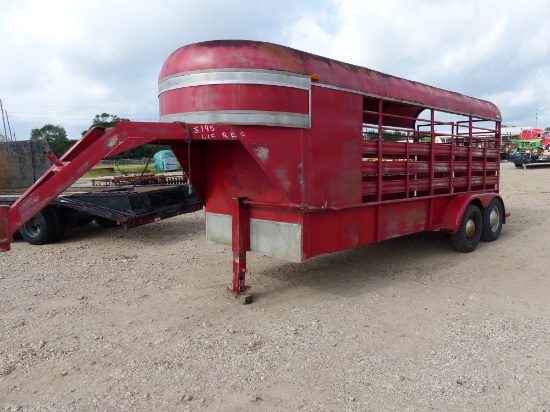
[1,162,549,411]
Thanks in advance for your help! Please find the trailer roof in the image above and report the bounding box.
[159,40,501,122]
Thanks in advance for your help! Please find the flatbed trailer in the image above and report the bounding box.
[0,139,202,245]
[510,152,550,168]
[1,41,506,302]
[0,185,202,245]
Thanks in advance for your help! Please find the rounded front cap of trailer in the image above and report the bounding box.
[158,40,501,123]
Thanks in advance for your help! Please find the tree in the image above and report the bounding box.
[30,124,72,157]
[83,113,167,160]
[0,132,8,143]
[82,113,130,135]
[364,130,407,141]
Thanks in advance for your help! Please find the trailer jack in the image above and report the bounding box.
[226,196,252,304]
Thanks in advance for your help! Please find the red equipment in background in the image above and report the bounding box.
[518,127,550,152]
[0,41,505,301]
[518,128,545,140]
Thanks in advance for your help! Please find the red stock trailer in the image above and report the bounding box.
[0,41,505,301]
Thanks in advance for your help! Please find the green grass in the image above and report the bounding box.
[83,163,159,178]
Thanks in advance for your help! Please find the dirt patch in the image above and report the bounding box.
[1,162,550,411]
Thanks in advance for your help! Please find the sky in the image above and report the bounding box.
[1,0,550,141]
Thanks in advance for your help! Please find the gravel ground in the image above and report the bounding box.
[1,161,550,411]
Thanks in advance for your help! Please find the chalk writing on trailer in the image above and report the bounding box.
[192,125,246,140]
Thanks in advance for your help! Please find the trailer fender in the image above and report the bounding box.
[440,194,505,234]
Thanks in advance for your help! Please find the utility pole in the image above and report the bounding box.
[6,112,13,141]
[0,99,8,141]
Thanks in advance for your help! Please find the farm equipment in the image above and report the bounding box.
[0,40,506,302]
[508,128,550,167]
[518,128,550,150]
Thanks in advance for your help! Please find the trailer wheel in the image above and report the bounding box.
[49,206,67,242]
[19,208,57,245]
[450,204,482,253]
[480,198,503,242]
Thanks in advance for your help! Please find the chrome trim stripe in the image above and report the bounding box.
[158,69,311,95]
[206,212,303,263]
[160,110,309,129]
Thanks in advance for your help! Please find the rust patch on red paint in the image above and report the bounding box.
[383,206,428,240]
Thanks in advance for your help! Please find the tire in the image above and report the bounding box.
[514,163,522,167]
[19,208,57,245]
[48,206,67,242]
[94,216,119,228]
[450,204,482,253]
[546,144,550,152]
[480,198,503,242]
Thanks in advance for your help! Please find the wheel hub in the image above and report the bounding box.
[25,217,41,237]
[465,218,476,238]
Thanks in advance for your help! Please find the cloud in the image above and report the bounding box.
[1,0,330,138]
[2,0,550,140]
[283,0,550,128]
